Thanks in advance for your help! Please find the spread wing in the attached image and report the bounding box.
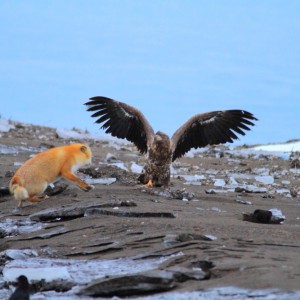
[171,110,257,161]
[85,96,155,154]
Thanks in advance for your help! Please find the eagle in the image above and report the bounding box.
[85,96,257,188]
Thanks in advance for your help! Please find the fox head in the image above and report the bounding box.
[69,144,92,173]
[79,144,92,164]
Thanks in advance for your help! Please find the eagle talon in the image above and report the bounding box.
[143,180,153,187]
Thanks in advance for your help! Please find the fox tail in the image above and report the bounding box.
[9,177,29,202]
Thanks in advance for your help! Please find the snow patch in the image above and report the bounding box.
[255,175,274,185]
[130,162,143,173]
[84,178,116,185]
[0,119,15,132]
[109,162,129,171]
[253,141,300,153]
[56,128,130,145]
[2,250,180,284]
[269,208,285,220]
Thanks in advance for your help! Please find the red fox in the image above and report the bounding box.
[9,143,94,207]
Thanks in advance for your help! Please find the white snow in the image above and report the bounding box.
[56,128,102,140]
[269,208,285,219]
[205,234,217,241]
[253,141,300,153]
[255,175,274,185]
[0,145,19,154]
[56,128,130,145]
[134,287,300,300]
[84,178,116,185]
[109,162,129,171]
[228,177,239,185]
[253,168,270,175]
[275,188,291,195]
[0,219,43,236]
[2,250,181,284]
[130,162,143,173]
[214,179,226,187]
[180,175,206,182]
[0,119,15,132]
[0,144,46,155]
[105,152,117,161]
[5,249,38,260]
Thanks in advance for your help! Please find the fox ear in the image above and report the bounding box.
[80,145,88,153]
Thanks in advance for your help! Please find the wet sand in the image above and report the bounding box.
[1,121,300,298]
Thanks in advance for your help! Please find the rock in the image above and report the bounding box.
[78,271,176,297]
[205,189,228,194]
[235,185,268,193]
[170,189,195,200]
[167,266,209,281]
[290,188,298,198]
[261,194,275,199]
[85,208,176,219]
[79,166,102,178]
[176,233,214,242]
[30,205,91,222]
[235,198,252,205]
[23,226,68,240]
[0,228,6,238]
[44,183,68,196]
[179,175,205,183]
[163,233,214,246]
[0,187,10,197]
[243,209,285,224]
[5,171,14,178]
[141,188,195,200]
[30,279,74,293]
[30,201,134,222]
[190,260,215,272]
[290,158,300,168]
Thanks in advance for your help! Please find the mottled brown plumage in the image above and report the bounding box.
[139,131,172,187]
[85,96,257,187]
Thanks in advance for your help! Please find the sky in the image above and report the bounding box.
[1,1,300,145]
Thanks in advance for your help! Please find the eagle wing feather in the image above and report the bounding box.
[85,96,155,154]
[171,110,257,161]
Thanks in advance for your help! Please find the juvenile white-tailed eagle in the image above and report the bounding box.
[85,96,257,187]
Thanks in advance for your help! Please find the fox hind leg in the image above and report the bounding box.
[27,182,49,204]
[28,195,49,203]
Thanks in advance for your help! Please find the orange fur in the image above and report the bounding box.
[9,143,94,207]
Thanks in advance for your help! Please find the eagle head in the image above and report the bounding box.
[150,131,171,159]
[154,131,169,142]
